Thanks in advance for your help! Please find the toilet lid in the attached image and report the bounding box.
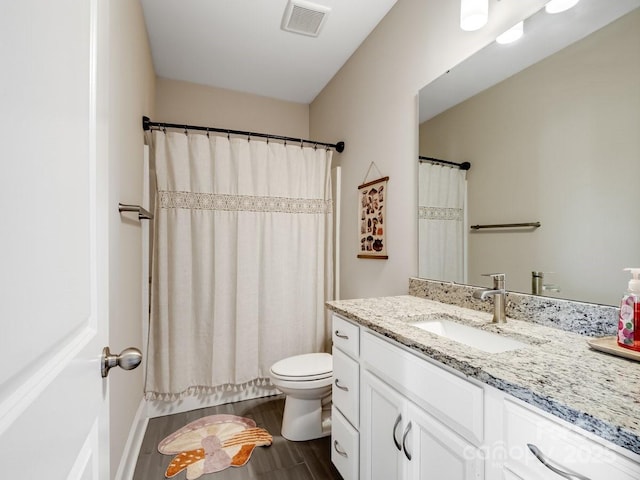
[270,353,332,380]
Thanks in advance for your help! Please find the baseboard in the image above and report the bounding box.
[146,385,279,418]
[114,399,148,480]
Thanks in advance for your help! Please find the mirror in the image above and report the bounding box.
[418,0,640,306]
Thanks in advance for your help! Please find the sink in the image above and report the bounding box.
[412,318,526,353]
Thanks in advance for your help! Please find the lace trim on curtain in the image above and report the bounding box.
[144,377,275,402]
[159,191,333,214]
[419,206,463,221]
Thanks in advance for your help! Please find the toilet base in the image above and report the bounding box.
[281,396,331,441]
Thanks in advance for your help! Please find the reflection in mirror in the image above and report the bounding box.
[418,0,640,306]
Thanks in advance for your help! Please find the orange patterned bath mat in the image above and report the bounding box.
[158,414,273,479]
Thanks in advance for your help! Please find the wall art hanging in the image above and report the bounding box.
[358,172,388,259]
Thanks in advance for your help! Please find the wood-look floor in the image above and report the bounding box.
[133,395,343,480]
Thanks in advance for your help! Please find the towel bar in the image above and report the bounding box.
[470,222,540,230]
[118,203,153,220]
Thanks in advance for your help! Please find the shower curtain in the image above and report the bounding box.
[145,130,334,400]
[418,162,467,283]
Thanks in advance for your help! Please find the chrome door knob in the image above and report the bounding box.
[101,346,142,378]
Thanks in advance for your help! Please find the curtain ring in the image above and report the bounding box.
[247,133,251,142]
[300,138,304,149]
[266,135,269,144]
[227,130,231,140]
[206,127,209,138]
[162,124,167,134]
[314,143,318,150]
[184,125,188,136]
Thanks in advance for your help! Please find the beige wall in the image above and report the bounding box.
[310,0,548,299]
[155,77,309,139]
[420,9,640,305]
[108,1,156,477]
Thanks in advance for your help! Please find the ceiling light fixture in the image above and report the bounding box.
[496,21,524,44]
[544,0,580,14]
[460,0,489,31]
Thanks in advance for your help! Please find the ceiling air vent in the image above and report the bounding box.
[281,0,331,37]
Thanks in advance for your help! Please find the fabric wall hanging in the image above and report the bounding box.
[357,170,388,259]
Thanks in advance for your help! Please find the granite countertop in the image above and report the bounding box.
[326,295,640,456]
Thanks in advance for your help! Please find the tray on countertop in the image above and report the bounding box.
[587,336,640,362]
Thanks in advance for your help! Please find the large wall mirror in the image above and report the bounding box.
[418,0,640,306]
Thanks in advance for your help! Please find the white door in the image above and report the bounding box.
[360,370,405,480]
[0,0,110,478]
[405,402,484,480]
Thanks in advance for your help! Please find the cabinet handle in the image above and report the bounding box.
[334,440,348,458]
[527,444,591,480]
[334,379,349,392]
[402,422,413,461]
[392,414,403,451]
[334,330,349,339]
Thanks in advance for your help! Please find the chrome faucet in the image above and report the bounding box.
[473,273,507,323]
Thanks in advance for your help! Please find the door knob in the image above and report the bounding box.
[101,346,142,378]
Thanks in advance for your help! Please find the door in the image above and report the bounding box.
[0,0,110,478]
[361,370,405,480]
[405,402,484,480]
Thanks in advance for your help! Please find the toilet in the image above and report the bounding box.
[269,352,333,441]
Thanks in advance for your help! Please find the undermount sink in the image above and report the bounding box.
[412,317,527,354]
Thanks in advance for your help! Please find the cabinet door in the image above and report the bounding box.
[405,401,484,480]
[361,370,405,480]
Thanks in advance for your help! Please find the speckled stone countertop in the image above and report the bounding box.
[326,293,640,456]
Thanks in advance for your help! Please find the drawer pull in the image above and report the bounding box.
[393,414,403,451]
[334,330,349,340]
[334,440,348,458]
[334,379,349,392]
[527,444,591,480]
[402,422,413,461]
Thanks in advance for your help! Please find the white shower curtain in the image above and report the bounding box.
[145,130,334,400]
[418,162,467,283]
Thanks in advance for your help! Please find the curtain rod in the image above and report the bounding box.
[418,156,471,170]
[142,116,345,153]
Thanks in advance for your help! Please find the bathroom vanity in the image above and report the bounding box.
[327,279,640,480]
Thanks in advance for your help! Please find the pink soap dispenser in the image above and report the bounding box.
[618,268,640,351]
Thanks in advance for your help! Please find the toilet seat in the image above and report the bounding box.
[270,352,332,381]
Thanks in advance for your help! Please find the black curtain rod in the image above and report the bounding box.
[419,156,471,170]
[142,116,345,153]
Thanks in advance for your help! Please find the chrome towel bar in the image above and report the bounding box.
[118,203,153,220]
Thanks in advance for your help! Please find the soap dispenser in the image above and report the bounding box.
[617,268,640,351]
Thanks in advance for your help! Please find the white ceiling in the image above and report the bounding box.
[140,0,398,104]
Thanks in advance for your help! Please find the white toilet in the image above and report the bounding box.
[269,352,333,441]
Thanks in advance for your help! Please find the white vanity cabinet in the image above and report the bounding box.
[502,399,640,480]
[360,331,484,480]
[329,311,640,480]
[331,315,360,480]
[361,369,483,480]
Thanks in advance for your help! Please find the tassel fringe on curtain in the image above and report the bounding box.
[145,130,334,401]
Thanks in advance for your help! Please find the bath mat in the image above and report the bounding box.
[158,414,273,479]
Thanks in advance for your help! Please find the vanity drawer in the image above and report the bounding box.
[332,346,359,428]
[361,330,484,445]
[332,314,359,358]
[331,406,359,480]
[503,399,640,480]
